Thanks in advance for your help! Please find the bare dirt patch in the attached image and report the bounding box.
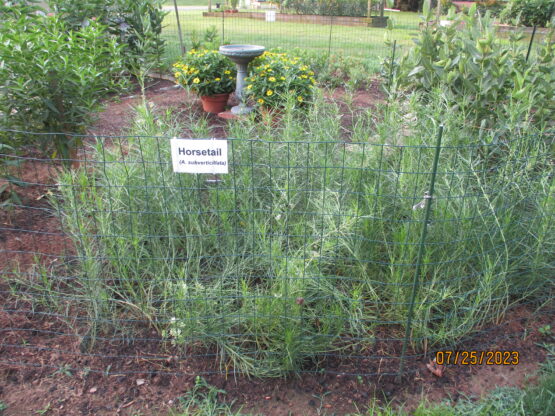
[1,301,550,416]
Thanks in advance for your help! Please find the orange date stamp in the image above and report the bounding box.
[435,350,519,366]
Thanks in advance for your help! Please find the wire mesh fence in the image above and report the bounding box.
[161,4,553,70]
[1,127,553,378]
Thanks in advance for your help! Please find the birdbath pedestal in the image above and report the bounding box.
[219,44,265,115]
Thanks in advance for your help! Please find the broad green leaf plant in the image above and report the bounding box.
[0,7,127,164]
[394,3,555,129]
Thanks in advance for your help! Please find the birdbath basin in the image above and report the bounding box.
[219,45,265,115]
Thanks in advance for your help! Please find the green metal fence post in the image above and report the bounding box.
[526,26,537,62]
[222,10,225,44]
[327,15,334,60]
[397,124,444,380]
[173,0,186,55]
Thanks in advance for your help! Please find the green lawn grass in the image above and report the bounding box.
[160,9,546,69]
[161,10,421,65]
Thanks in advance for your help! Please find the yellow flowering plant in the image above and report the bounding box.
[173,49,236,96]
[244,51,316,110]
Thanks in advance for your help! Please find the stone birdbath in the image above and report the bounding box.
[219,44,265,115]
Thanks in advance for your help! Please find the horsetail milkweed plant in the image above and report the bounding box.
[41,92,555,377]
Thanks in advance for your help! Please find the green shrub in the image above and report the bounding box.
[0,0,43,19]
[0,8,126,160]
[393,7,555,127]
[282,48,380,89]
[46,0,110,29]
[48,0,167,70]
[190,26,220,51]
[476,0,506,18]
[500,0,554,27]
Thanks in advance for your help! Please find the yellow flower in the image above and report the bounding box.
[174,72,181,78]
[266,90,273,96]
[193,78,200,84]
[224,70,231,74]
[257,98,265,104]
[297,96,303,102]
[246,85,252,90]
[280,76,285,81]
[269,77,276,82]
[301,74,308,79]
[309,71,314,76]
[215,77,221,81]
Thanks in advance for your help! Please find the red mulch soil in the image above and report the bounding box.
[1,78,552,416]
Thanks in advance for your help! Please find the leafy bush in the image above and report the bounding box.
[500,0,554,27]
[281,48,380,89]
[190,26,220,51]
[0,8,126,160]
[244,52,316,109]
[45,0,110,28]
[0,0,43,18]
[48,0,167,70]
[476,0,506,18]
[393,7,555,127]
[173,49,236,96]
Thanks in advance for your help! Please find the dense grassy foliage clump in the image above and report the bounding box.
[47,91,554,376]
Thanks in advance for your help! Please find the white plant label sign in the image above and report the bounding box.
[170,138,228,174]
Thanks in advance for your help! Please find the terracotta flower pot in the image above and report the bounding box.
[200,93,230,114]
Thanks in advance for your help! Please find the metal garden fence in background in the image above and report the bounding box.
[161,5,553,69]
[1,128,553,378]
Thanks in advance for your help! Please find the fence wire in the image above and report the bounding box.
[1,128,553,378]
[161,4,552,70]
